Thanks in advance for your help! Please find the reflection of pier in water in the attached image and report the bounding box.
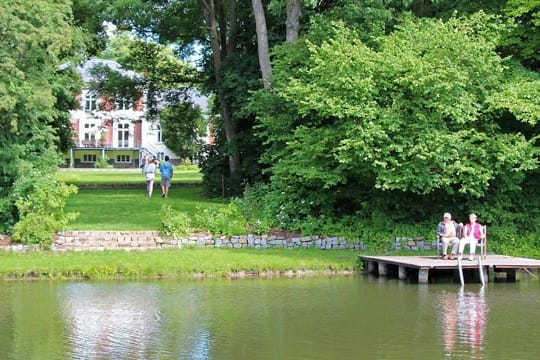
[439,288,488,359]
[360,255,540,283]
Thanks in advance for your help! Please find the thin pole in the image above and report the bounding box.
[457,257,465,286]
[478,256,485,285]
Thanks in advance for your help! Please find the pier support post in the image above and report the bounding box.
[367,261,376,274]
[398,266,407,280]
[418,269,429,284]
[482,267,489,284]
[378,262,387,276]
[506,269,516,282]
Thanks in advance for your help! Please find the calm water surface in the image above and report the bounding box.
[0,275,538,360]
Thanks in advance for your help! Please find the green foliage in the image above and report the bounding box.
[0,0,81,233]
[160,203,249,237]
[160,205,191,238]
[502,0,540,70]
[249,12,539,243]
[160,102,205,159]
[94,156,110,169]
[10,152,78,248]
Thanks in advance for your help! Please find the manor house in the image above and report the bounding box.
[65,58,202,168]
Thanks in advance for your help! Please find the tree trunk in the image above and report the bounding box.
[286,0,302,43]
[199,0,241,176]
[252,0,272,89]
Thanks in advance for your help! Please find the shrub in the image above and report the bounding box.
[10,153,78,249]
[160,205,191,238]
[160,203,249,237]
[94,156,110,168]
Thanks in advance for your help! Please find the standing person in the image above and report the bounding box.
[437,212,460,260]
[159,155,173,198]
[458,213,484,261]
[143,157,157,198]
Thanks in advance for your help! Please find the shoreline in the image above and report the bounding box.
[1,269,358,281]
[0,247,360,281]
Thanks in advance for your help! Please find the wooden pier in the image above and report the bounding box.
[359,254,540,284]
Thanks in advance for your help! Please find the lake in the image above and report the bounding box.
[0,275,538,359]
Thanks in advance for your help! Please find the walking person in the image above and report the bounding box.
[159,155,173,198]
[143,157,157,198]
[458,213,484,261]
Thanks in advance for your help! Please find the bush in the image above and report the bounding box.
[160,205,191,238]
[94,156,110,168]
[10,152,78,248]
[160,203,249,237]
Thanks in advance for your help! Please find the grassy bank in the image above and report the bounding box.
[56,168,202,185]
[0,248,359,280]
[66,188,226,230]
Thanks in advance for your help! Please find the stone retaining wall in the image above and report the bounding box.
[51,231,368,251]
[1,232,438,252]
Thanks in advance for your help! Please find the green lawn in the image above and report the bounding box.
[0,248,359,280]
[56,168,202,185]
[66,187,226,230]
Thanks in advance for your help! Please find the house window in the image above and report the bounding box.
[82,154,97,162]
[115,97,132,110]
[117,123,129,148]
[116,155,131,163]
[157,152,165,161]
[83,123,96,146]
[84,91,98,112]
[156,124,162,143]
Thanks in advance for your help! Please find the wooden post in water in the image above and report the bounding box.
[418,269,429,283]
[367,261,376,273]
[398,266,407,280]
[378,262,387,276]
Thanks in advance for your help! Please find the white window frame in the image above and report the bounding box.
[115,97,132,110]
[82,154,97,163]
[117,123,130,148]
[115,154,131,163]
[83,123,96,141]
[156,124,163,143]
[84,91,98,112]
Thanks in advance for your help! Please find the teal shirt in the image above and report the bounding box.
[159,161,173,178]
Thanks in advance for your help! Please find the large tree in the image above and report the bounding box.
[0,0,80,233]
[252,13,539,230]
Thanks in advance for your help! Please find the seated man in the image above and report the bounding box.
[437,212,460,260]
[458,213,484,261]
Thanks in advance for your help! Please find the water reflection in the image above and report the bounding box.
[61,283,163,359]
[439,287,488,359]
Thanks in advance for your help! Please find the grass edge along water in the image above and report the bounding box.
[0,248,359,280]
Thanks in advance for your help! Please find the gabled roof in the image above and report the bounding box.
[76,58,140,83]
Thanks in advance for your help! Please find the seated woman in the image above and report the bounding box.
[458,213,484,261]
